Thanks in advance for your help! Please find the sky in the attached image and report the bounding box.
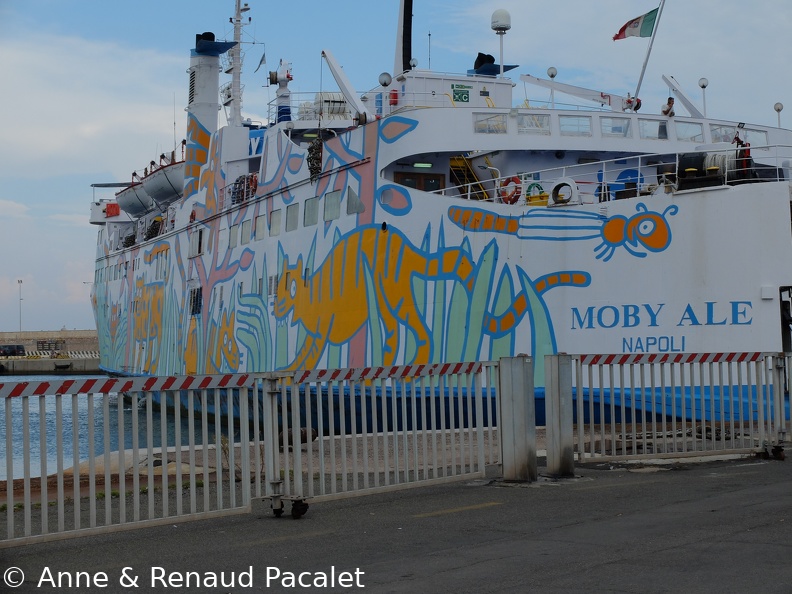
[0,0,790,332]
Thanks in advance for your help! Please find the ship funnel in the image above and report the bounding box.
[184,33,236,200]
[187,33,235,137]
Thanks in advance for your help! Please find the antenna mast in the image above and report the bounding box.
[428,30,431,70]
[228,0,250,126]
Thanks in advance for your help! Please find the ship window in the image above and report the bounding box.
[473,113,507,134]
[600,117,632,137]
[268,274,278,297]
[286,203,299,231]
[189,287,202,316]
[639,119,665,140]
[270,209,282,236]
[324,190,341,221]
[258,276,264,295]
[346,187,366,215]
[676,122,704,143]
[189,228,204,257]
[255,215,267,240]
[517,113,551,135]
[229,225,238,248]
[743,128,768,146]
[304,196,319,226]
[241,219,251,244]
[710,124,736,143]
[559,115,592,137]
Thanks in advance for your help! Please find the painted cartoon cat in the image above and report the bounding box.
[274,225,476,370]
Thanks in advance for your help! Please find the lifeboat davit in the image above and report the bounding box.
[115,182,156,217]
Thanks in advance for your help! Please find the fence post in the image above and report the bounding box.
[261,376,281,504]
[545,354,575,477]
[240,384,251,508]
[498,356,537,481]
[772,354,788,445]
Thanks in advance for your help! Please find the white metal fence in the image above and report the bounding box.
[544,353,789,472]
[2,353,788,546]
[1,374,256,547]
[0,362,501,545]
[256,362,501,517]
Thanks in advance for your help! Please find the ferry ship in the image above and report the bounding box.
[90,1,792,396]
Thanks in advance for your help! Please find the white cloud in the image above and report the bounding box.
[0,200,31,219]
[1,33,186,181]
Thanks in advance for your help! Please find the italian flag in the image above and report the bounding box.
[612,7,658,40]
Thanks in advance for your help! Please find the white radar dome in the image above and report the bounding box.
[491,9,511,32]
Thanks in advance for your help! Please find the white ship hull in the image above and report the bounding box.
[89,1,792,395]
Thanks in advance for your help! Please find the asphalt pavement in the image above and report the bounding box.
[2,455,792,593]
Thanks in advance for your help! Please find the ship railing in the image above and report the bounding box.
[267,88,535,123]
[434,144,792,206]
[217,173,259,212]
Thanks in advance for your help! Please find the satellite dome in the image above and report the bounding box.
[491,9,511,32]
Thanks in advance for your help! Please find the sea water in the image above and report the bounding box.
[0,375,226,481]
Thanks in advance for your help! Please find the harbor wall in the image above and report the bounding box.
[0,329,98,353]
[0,330,102,375]
[0,357,101,375]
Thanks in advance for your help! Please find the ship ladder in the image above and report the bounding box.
[450,156,489,200]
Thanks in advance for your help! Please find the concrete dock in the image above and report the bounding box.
[2,456,791,592]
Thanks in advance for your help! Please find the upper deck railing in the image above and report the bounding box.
[435,144,792,205]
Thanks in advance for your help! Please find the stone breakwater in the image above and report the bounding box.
[0,355,101,375]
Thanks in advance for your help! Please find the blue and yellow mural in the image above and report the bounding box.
[93,112,677,382]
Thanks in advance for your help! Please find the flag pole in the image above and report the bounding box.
[634,0,666,100]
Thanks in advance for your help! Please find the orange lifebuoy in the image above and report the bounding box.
[499,176,521,204]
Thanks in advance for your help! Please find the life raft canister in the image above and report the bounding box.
[550,177,579,205]
[499,176,522,204]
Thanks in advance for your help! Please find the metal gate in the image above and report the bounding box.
[253,362,501,517]
[543,352,789,472]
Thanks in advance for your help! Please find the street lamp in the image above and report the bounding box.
[698,78,708,117]
[547,67,558,109]
[775,102,784,128]
[17,279,22,332]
